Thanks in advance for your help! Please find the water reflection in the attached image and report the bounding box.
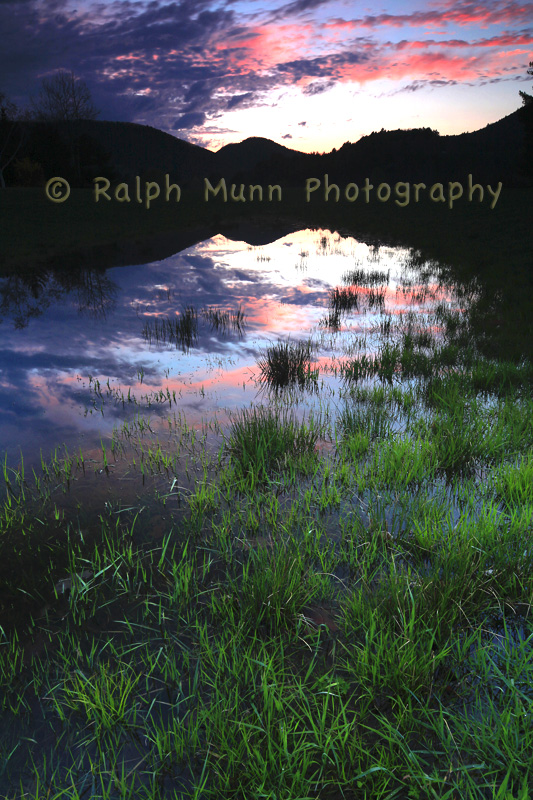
[0,227,529,468]
[0,268,117,328]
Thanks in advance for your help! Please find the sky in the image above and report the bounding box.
[1,0,532,153]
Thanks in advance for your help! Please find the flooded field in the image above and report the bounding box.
[1,224,532,799]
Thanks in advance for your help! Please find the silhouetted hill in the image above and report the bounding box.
[215,136,305,173]
[17,119,217,186]
[62,120,215,180]
[9,107,531,189]
[287,109,528,187]
[214,108,529,187]
[443,108,527,182]
[65,119,218,181]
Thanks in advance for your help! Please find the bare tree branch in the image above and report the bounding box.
[32,71,99,121]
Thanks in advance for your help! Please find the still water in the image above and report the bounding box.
[0,227,453,470]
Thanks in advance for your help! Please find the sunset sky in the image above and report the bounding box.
[1,0,532,153]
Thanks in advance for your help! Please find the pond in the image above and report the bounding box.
[0,227,457,468]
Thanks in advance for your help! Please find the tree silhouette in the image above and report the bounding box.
[0,92,26,188]
[31,71,99,121]
[518,62,533,183]
[0,267,117,328]
[0,92,17,122]
[31,71,100,184]
[519,61,533,105]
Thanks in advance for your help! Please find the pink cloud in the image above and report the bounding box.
[324,1,533,31]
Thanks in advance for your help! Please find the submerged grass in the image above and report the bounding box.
[2,466,533,797]
[342,267,390,287]
[330,286,359,312]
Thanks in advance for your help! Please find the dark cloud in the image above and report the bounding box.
[0,0,529,145]
[182,254,216,269]
[278,287,325,305]
[0,0,238,132]
[298,121,307,126]
[277,50,369,82]
[3,0,340,144]
[303,80,337,95]
[268,0,334,22]
[385,77,469,95]
[227,92,254,109]
[389,31,533,51]
[183,80,219,105]
[282,133,292,138]
[172,111,206,129]
[480,74,529,84]
[328,2,533,31]
[302,278,329,288]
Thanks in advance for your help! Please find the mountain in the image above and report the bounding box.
[289,108,528,187]
[215,108,529,187]
[19,119,217,185]
[215,136,305,173]
[10,107,531,189]
[66,119,218,181]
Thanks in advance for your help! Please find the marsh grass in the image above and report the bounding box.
[493,455,533,508]
[224,406,319,488]
[469,360,533,396]
[4,276,533,797]
[329,286,359,312]
[200,306,246,334]
[257,338,318,388]
[2,459,533,798]
[339,404,391,442]
[319,308,341,331]
[342,268,390,287]
[141,306,198,351]
[210,541,322,636]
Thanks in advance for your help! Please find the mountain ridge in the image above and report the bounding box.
[9,106,531,188]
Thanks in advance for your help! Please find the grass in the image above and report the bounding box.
[319,308,342,331]
[224,405,320,488]
[329,286,359,313]
[141,307,198,352]
[2,466,533,797]
[2,379,533,798]
[200,306,246,334]
[3,251,533,797]
[141,306,247,350]
[342,267,390,287]
[257,338,318,389]
[493,455,533,508]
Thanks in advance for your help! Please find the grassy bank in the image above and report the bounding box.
[1,307,533,798]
